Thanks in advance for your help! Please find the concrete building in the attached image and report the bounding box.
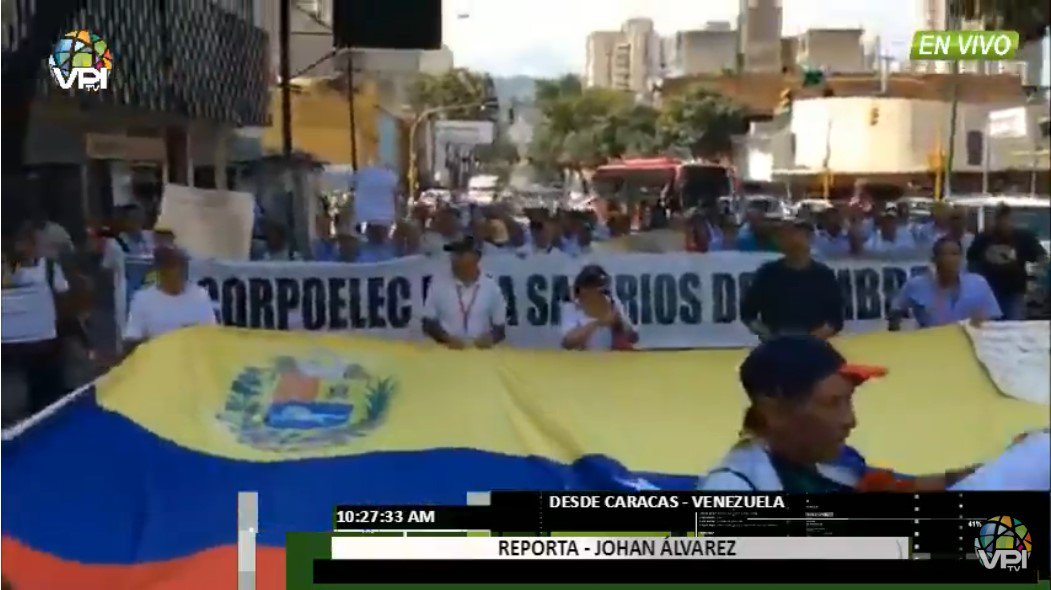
[6,0,269,235]
[781,37,799,73]
[668,26,738,76]
[738,0,782,72]
[623,18,659,94]
[917,0,949,31]
[793,29,866,74]
[259,0,454,110]
[786,97,1047,173]
[584,18,661,93]
[662,68,1030,116]
[585,31,623,88]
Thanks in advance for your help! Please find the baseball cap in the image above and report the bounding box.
[574,264,610,291]
[153,246,188,267]
[739,335,887,402]
[443,236,483,254]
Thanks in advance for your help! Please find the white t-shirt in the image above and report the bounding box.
[101,238,128,341]
[421,275,507,340]
[559,298,635,350]
[4,259,69,344]
[123,284,217,342]
[36,222,73,260]
[11,258,69,293]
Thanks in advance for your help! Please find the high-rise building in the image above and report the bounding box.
[622,18,659,93]
[669,26,738,76]
[795,29,866,73]
[738,0,783,72]
[585,31,623,88]
[584,18,661,93]
[917,0,949,30]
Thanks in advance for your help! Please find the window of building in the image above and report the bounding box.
[966,130,983,166]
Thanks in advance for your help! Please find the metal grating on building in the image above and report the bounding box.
[15,0,268,125]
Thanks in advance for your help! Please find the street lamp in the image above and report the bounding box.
[407,100,494,197]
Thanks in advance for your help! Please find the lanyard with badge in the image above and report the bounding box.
[456,283,481,335]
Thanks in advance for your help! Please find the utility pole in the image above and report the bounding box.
[943,5,964,198]
[944,60,960,198]
[279,0,292,159]
[346,52,358,169]
[279,0,296,254]
[878,55,893,95]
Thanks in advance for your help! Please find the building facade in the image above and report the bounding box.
[917,0,949,31]
[738,0,782,72]
[4,0,269,233]
[779,97,1049,175]
[584,18,661,93]
[793,29,866,73]
[258,0,454,110]
[668,28,737,76]
[585,31,620,88]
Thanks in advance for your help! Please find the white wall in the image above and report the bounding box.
[786,97,1048,174]
[674,30,737,75]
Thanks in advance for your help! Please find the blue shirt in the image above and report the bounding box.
[311,239,340,262]
[891,272,1002,328]
[354,243,398,263]
[736,232,777,252]
[813,230,852,257]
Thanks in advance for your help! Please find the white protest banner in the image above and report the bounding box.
[156,184,255,260]
[160,252,930,349]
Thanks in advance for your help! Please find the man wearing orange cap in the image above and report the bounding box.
[699,335,977,492]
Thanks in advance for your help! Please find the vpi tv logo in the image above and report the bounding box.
[974,516,1032,571]
[48,30,113,91]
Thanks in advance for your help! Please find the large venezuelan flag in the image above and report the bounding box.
[3,325,1047,589]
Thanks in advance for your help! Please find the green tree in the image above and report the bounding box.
[529,84,651,170]
[473,133,521,179]
[603,104,661,158]
[535,74,583,109]
[657,87,746,159]
[409,68,494,118]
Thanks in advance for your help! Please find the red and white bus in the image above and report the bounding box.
[591,157,737,210]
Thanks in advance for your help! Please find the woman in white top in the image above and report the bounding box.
[123,247,216,353]
[560,265,638,351]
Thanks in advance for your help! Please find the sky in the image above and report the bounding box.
[441,0,920,77]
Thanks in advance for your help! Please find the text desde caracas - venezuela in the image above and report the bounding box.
[548,494,786,510]
[496,494,787,557]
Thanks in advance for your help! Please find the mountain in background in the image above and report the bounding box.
[492,75,536,106]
